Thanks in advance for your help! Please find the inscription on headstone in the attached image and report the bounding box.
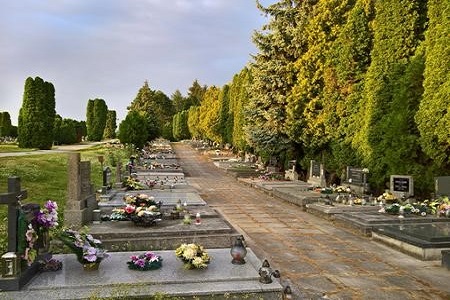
[311,160,321,177]
[346,167,364,185]
[390,175,414,198]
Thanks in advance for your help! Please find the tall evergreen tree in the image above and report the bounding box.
[18,76,56,149]
[0,112,13,137]
[103,110,117,139]
[415,0,450,171]
[118,111,149,149]
[86,98,108,141]
[355,0,426,188]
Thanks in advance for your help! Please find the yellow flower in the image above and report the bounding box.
[137,210,145,217]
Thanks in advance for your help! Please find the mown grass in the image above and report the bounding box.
[0,144,36,153]
[0,144,131,254]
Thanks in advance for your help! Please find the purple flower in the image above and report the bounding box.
[130,255,138,261]
[144,252,155,259]
[135,258,146,267]
[83,246,98,262]
[44,200,58,212]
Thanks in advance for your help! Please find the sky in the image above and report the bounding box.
[0,0,275,125]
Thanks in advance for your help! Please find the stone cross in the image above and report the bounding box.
[0,177,27,252]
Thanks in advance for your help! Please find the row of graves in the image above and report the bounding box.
[303,162,450,265]
[0,141,283,299]
[200,148,450,270]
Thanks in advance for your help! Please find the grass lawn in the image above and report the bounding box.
[0,144,36,153]
[0,143,130,254]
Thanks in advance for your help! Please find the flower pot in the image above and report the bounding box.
[83,262,100,271]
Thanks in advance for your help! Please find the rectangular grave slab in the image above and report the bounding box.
[1,249,283,299]
[372,223,450,260]
[333,211,448,237]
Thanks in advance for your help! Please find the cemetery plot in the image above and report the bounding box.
[4,249,283,300]
[372,223,450,260]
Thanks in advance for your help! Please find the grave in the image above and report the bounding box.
[343,166,370,195]
[93,189,240,251]
[0,177,41,291]
[372,223,450,260]
[390,175,414,198]
[1,249,283,299]
[64,153,97,228]
[306,202,380,221]
[333,211,448,236]
[435,176,450,196]
[307,160,326,187]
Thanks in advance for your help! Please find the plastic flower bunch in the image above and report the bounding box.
[175,243,211,269]
[23,224,38,266]
[127,251,163,271]
[36,200,59,229]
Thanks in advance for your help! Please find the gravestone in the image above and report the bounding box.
[102,167,112,190]
[435,176,450,197]
[64,153,97,228]
[0,177,41,291]
[307,160,326,187]
[390,175,414,198]
[284,160,298,181]
[344,166,370,195]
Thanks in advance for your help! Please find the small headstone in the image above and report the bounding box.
[390,175,414,198]
[307,160,326,187]
[102,166,112,189]
[435,176,450,197]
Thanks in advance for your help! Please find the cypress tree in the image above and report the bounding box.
[18,76,55,149]
[103,110,117,139]
[86,98,108,141]
[415,0,450,170]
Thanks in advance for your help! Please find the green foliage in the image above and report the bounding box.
[54,115,79,145]
[127,81,174,141]
[173,110,190,141]
[198,86,222,143]
[18,76,56,149]
[103,110,117,139]
[0,111,13,137]
[86,98,108,141]
[415,0,450,170]
[355,0,426,189]
[187,106,200,139]
[118,111,149,149]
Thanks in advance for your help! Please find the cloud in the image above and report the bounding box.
[0,0,272,124]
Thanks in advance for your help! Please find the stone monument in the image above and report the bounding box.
[64,153,97,228]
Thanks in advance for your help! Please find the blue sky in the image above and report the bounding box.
[0,0,274,125]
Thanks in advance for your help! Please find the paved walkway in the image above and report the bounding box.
[173,143,450,300]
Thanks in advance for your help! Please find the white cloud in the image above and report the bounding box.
[0,0,272,124]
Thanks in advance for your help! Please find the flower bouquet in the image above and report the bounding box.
[57,227,109,269]
[127,251,163,271]
[175,243,211,269]
[117,194,163,226]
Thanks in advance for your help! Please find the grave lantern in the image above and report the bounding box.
[1,252,20,278]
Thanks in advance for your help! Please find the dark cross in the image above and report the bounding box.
[0,177,27,252]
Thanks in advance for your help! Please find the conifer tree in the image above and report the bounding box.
[18,76,55,149]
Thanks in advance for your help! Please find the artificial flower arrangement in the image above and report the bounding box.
[21,200,59,266]
[110,193,163,226]
[333,186,352,194]
[175,243,211,269]
[57,227,109,266]
[127,251,163,271]
[123,176,145,190]
[383,197,450,217]
[377,192,397,203]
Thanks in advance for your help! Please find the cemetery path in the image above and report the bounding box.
[173,143,450,300]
